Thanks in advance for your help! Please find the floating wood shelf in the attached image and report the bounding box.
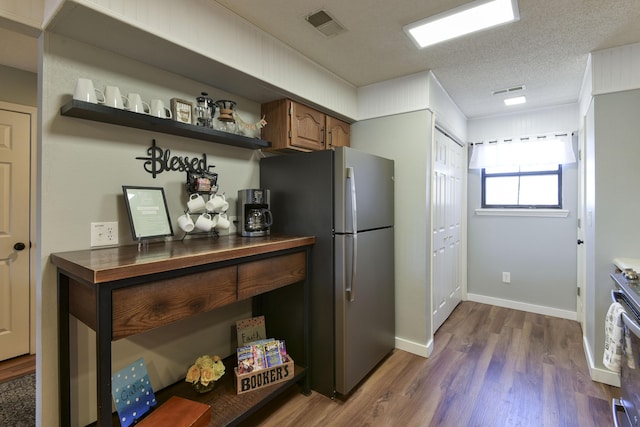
[60,100,271,150]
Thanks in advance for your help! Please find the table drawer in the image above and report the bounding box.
[237,252,306,300]
[112,266,237,339]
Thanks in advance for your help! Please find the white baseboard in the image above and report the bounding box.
[395,336,433,358]
[466,293,577,320]
[583,334,620,387]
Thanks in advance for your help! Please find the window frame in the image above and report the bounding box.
[481,164,563,209]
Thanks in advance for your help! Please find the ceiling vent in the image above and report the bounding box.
[305,10,345,37]
[492,85,526,96]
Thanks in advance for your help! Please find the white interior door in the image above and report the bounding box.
[0,106,32,361]
[432,129,463,332]
[577,126,587,329]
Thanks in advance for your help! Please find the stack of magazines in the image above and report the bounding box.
[236,339,289,374]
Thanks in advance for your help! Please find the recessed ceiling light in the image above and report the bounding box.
[504,96,526,106]
[404,0,520,48]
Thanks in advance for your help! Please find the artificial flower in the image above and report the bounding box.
[185,354,225,390]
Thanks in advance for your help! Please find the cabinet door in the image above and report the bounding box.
[291,102,326,150]
[326,116,350,148]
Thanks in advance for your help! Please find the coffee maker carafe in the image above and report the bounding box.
[194,92,215,128]
[238,189,272,236]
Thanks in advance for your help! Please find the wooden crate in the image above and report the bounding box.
[137,396,210,427]
[234,358,295,395]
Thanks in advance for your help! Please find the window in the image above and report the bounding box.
[482,164,562,208]
[469,132,575,211]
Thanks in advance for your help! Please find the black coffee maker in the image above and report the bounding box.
[237,189,273,237]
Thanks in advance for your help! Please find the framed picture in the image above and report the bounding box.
[122,186,174,240]
[170,98,193,124]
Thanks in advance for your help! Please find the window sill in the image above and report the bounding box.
[475,208,570,218]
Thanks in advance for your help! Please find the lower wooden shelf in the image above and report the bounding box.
[95,357,307,427]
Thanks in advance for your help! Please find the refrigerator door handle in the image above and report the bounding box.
[346,167,357,302]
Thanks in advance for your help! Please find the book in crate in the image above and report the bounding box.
[234,316,295,394]
[235,355,294,395]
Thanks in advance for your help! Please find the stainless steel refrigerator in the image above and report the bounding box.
[260,147,395,397]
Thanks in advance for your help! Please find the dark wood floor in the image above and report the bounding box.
[0,353,35,383]
[0,302,618,426]
[242,301,619,427]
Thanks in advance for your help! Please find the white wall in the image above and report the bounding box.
[357,70,467,141]
[591,42,640,96]
[0,0,43,31]
[466,104,580,318]
[43,0,358,119]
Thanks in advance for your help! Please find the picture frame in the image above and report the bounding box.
[122,186,174,241]
[170,98,193,124]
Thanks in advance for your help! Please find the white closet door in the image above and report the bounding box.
[432,128,463,333]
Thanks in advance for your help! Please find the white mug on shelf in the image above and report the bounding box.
[127,93,150,114]
[104,86,127,109]
[195,213,214,232]
[177,214,195,233]
[214,213,230,230]
[73,78,105,104]
[150,99,172,119]
[187,193,206,213]
[206,194,229,213]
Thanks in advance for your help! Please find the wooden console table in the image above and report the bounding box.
[51,234,315,426]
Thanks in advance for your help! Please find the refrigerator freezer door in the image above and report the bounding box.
[335,226,395,395]
[335,147,394,233]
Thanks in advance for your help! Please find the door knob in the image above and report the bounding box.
[14,242,26,251]
[577,239,584,245]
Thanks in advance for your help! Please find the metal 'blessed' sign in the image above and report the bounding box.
[136,139,211,178]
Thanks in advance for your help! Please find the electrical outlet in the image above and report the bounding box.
[502,272,511,284]
[91,222,119,247]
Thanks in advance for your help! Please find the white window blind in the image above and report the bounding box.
[469,133,575,169]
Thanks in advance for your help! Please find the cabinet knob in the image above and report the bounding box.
[14,242,27,251]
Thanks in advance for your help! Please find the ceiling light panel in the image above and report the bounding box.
[504,96,526,105]
[404,0,520,48]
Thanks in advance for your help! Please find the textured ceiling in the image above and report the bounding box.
[214,0,640,118]
[2,1,640,119]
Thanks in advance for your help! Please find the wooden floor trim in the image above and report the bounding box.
[0,353,36,384]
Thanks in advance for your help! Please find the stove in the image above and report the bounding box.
[612,271,640,427]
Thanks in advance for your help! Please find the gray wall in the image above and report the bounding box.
[39,33,262,425]
[0,64,37,106]
[467,104,580,315]
[352,109,433,353]
[467,149,578,311]
[586,88,640,375]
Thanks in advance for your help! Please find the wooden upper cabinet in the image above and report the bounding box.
[261,99,350,152]
[291,102,326,150]
[326,116,350,148]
